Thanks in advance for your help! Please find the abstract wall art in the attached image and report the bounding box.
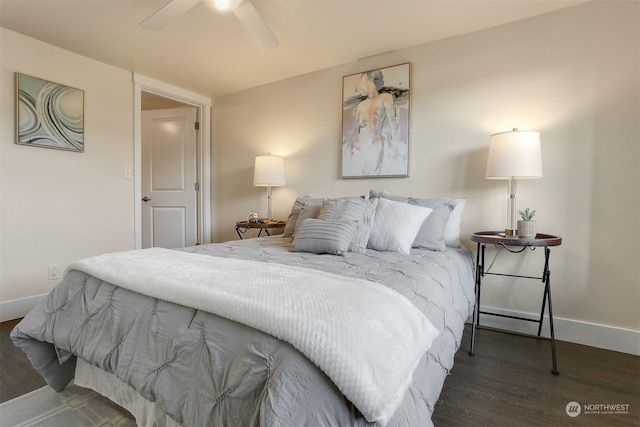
[341,63,410,178]
[16,73,84,152]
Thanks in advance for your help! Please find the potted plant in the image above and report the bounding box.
[517,208,537,238]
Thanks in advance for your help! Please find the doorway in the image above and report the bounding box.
[133,73,212,249]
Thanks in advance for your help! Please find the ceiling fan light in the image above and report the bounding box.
[212,0,242,12]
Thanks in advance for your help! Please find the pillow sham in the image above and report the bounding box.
[367,198,432,255]
[290,219,357,255]
[318,197,377,254]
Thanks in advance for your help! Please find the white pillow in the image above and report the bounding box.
[443,198,466,247]
[367,198,432,255]
[371,191,466,248]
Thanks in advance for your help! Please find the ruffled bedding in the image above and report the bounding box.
[12,236,474,426]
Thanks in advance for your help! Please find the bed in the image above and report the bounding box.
[11,192,475,427]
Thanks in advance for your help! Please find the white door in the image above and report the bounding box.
[141,107,198,249]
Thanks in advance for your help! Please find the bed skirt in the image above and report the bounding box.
[75,358,180,427]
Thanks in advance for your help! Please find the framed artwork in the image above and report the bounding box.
[341,62,410,178]
[15,73,84,152]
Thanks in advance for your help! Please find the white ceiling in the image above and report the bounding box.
[1,0,587,98]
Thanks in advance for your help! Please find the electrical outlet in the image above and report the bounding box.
[48,264,61,280]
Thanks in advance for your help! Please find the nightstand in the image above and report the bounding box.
[235,220,286,239]
[469,231,563,374]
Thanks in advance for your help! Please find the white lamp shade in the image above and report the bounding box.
[253,155,286,186]
[486,130,543,179]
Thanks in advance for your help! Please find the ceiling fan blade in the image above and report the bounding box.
[233,0,279,50]
[140,0,202,31]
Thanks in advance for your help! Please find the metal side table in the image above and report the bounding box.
[469,231,563,375]
[235,220,286,239]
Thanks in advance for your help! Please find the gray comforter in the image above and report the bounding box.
[11,236,475,427]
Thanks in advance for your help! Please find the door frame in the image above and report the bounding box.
[133,73,212,249]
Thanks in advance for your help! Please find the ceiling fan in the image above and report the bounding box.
[140,0,279,50]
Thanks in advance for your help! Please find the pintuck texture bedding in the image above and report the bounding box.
[11,236,475,427]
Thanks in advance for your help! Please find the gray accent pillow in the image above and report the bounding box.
[294,203,323,232]
[369,190,458,251]
[283,197,325,237]
[290,219,357,255]
[318,197,377,254]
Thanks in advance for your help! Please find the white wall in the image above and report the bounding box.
[212,1,639,349]
[0,28,135,316]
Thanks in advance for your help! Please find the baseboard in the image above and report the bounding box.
[0,294,47,322]
[471,305,640,356]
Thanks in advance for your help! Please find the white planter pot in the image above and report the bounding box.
[517,220,537,238]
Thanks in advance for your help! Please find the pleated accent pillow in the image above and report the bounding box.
[294,202,323,233]
[291,219,357,255]
[283,197,325,237]
[318,197,378,254]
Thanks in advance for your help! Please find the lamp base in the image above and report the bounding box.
[504,228,517,237]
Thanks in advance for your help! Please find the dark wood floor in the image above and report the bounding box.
[1,319,638,425]
[432,326,639,426]
[0,319,47,402]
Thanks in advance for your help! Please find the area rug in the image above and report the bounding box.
[0,383,136,426]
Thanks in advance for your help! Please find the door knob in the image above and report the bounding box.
[142,196,151,202]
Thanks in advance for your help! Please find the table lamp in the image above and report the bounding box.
[253,154,286,220]
[486,129,542,236]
